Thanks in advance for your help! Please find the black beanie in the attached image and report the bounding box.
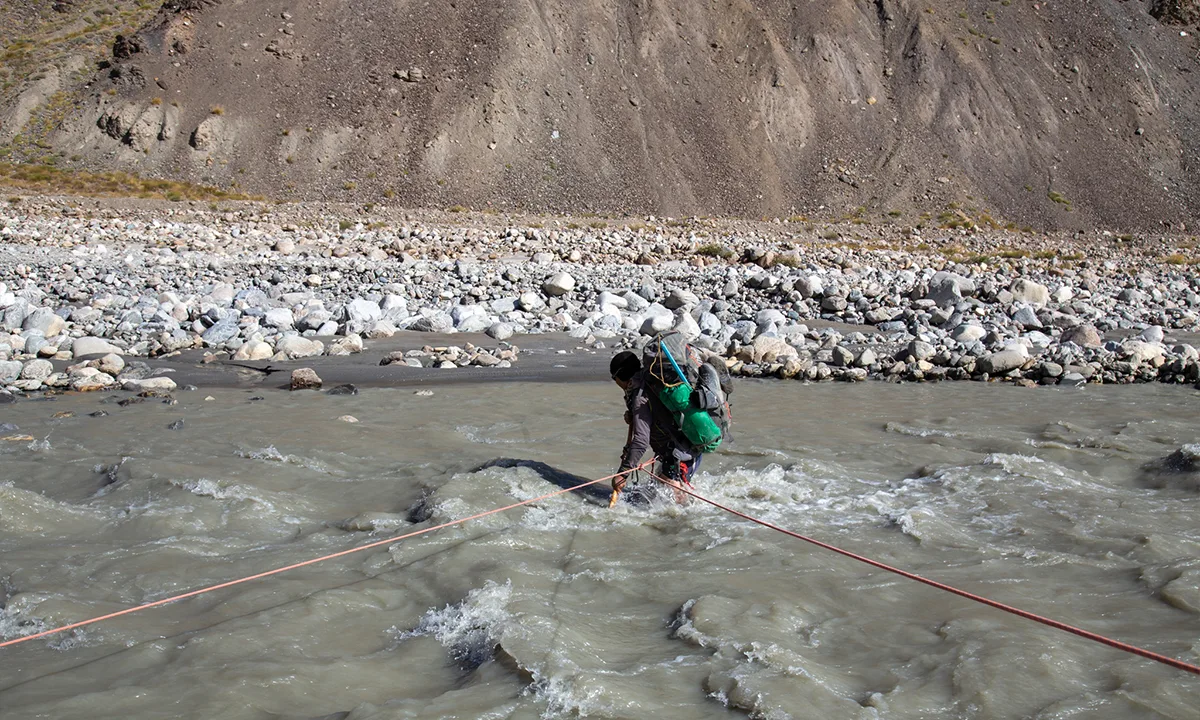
[609,351,640,381]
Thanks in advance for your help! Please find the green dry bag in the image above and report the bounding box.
[680,405,722,452]
[655,385,723,452]
[659,383,692,413]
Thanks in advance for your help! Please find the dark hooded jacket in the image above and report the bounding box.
[619,370,692,471]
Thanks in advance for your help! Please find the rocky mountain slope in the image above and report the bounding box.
[2,0,1199,230]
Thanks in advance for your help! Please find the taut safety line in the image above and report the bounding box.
[6,461,1197,678]
[0,462,650,650]
[643,469,1200,677]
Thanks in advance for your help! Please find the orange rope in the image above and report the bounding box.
[644,469,1200,677]
[10,458,1195,678]
[0,462,649,650]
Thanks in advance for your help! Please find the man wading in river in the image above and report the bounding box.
[610,350,694,505]
[609,336,732,505]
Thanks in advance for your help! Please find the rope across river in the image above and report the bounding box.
[2,462,1197,678]
[642,469,1200,677]
[0,462,650,650]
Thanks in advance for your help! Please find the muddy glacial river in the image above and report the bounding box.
[1,380,1198,719]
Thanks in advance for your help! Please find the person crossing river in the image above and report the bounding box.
[609,333,733,506]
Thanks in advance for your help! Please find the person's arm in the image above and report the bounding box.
[618,393,653,475]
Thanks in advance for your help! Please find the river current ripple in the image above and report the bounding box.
[1,381,1197,719]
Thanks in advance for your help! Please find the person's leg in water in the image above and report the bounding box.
[660,449,699,504]
[622,469,654,506]
[622,453,699,506]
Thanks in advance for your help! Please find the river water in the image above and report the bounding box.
[1,380,1198,719]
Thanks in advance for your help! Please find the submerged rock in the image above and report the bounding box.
[1162,444,1200,474]
[1140,444,1200,491]
[338,511,406,532]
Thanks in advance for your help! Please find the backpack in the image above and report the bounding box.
[641,331,733,453]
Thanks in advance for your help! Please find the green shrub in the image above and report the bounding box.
[695,243,733,259]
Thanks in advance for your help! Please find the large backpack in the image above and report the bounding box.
[641,331,733,453]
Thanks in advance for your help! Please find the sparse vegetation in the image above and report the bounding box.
[210,106,225,115]
[997,249,1030,259]
[771,253,802,269]
[0,162,261,201]
[1048,190,1071,207]
[695,243,734,259]
[937,210,975,230]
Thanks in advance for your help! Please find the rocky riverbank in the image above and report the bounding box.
[1,197,1199,400]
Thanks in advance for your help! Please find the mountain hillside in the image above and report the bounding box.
[2,0,1199,230]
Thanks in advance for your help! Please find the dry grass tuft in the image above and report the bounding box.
[0,162,262,202]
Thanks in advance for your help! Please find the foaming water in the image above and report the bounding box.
[393,579,514,670]
[0,381,1197,719]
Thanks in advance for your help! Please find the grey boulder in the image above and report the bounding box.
[977,349,1027,375]
[73,336,122,358]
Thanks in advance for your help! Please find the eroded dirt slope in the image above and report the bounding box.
[2,0,1199,230]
